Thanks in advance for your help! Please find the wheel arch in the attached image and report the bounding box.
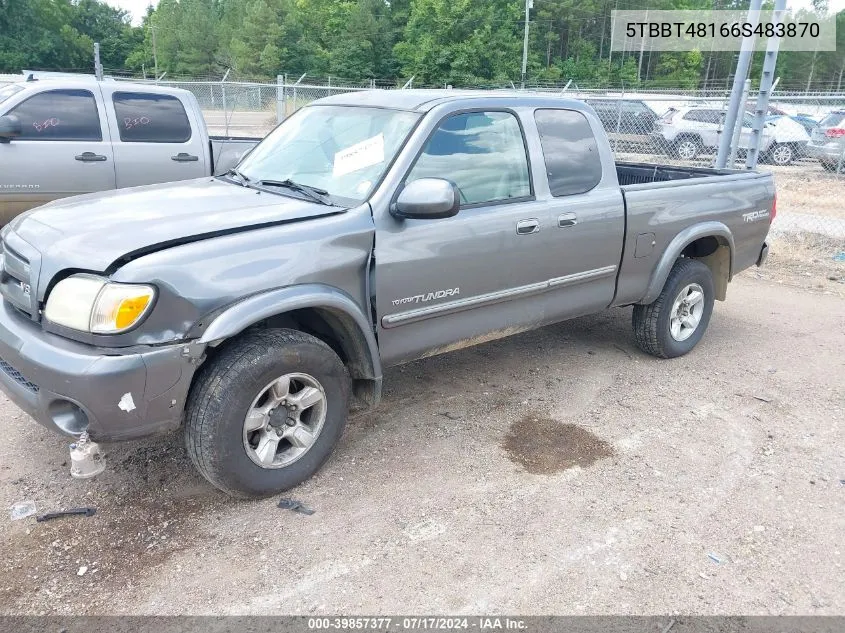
[640,222,734,305]
[198,284,382,407]
[675,133,703,144]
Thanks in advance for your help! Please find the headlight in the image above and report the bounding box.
[44,274,156,334]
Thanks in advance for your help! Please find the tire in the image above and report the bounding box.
[185,328,350,498]
[672,137,700,161]
[632,259,715,359]
[767,143,794,166]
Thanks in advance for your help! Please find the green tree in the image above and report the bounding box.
[394,0,523,84]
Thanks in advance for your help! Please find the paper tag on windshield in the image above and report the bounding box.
[333,133,385,177]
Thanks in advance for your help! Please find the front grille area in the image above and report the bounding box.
[0,237,35,318]
[0,357,39,394]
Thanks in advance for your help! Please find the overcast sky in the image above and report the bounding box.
[105,0,845,27]
[107,0,155,25]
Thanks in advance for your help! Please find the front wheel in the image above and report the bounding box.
[185,328,350,498]
[632,259,715,359]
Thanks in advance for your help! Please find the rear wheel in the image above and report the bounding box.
[632,259,715,359]
[767,143,795,166]
[185,328,350,498]
[673,138,700,161]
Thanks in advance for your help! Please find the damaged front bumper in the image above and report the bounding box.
[0,300,202,441]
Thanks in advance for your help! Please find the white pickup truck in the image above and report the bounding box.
[0,78,262,224]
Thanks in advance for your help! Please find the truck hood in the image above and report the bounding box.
[8,177,343,293]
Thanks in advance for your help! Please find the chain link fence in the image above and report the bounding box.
[4,71,841,257]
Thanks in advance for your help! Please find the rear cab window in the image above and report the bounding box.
[820,112,845,128]
[6,89,102,141]
[534,109,602,197]
[112,92,192,143]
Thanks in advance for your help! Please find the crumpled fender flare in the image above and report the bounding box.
[198,283,382,382]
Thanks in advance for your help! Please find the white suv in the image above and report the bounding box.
[651,106,801,165]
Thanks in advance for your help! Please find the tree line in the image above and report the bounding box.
[1,0,844,91]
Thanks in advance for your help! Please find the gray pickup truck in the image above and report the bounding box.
[0,78,260,224]
[0,90,773,497]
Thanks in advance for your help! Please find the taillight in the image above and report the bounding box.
[770,194,777,223]
[825,128,845,138]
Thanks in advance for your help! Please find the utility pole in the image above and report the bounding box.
[746,0,787,168]
[521,0,532,89]
[151,24,159,80]
[715,0,763,168]
[93,43,103,80]
[637,9,648,82]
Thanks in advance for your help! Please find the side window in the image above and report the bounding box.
[535,109,602,197]
[683,110,704,123]
[7,89,101,141]
[112,92,192,143]
[406,111,531,206]
[709,111,727,125]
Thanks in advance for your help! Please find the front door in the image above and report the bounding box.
[0,87,115,223]
[373,109,549,366]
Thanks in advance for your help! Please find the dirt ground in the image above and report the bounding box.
[1,260,843,616]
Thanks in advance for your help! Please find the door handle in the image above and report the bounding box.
[171,152,199,162]
[74,152,107,162]
[516,219,540,235]
[558,212,577,228]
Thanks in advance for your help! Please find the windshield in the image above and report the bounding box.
[236,105,420,204]
[820,112,845,128]
[0,84,24,107]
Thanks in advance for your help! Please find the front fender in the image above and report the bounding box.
[640,221,735,305]
[199,283,382,383]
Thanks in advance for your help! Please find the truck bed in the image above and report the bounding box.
[616,161,746,187]
[613,160,775,308]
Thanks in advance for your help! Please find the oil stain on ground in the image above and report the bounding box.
[502,413,614,474]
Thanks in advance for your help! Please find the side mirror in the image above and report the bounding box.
[0,115,21,142]
[391,178,460,220]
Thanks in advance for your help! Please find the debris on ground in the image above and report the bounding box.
[36,507,97,523]
[77,566,88,577]
[9,500,37,521]
[278,498,315,515]
[708,553,724,564]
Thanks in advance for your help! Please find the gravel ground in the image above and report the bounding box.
[1,270,843,616]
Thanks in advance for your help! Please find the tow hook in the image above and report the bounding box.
[69,431,106,479]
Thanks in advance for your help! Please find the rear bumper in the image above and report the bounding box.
[0,300,200,442]
[806,142,844,162]
[756,242,769,267]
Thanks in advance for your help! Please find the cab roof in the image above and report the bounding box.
[312,89,590,113]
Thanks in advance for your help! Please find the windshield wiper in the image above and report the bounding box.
[256,179,333,206]
[224,168,250,186]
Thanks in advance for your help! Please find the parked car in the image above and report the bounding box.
[805,110,845,172]
[0,78,261,224]
[787,114,820,135]
[0,91,774,497]
[584,98,659,146]
[652,105,803,165]
[763,115,812,161]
